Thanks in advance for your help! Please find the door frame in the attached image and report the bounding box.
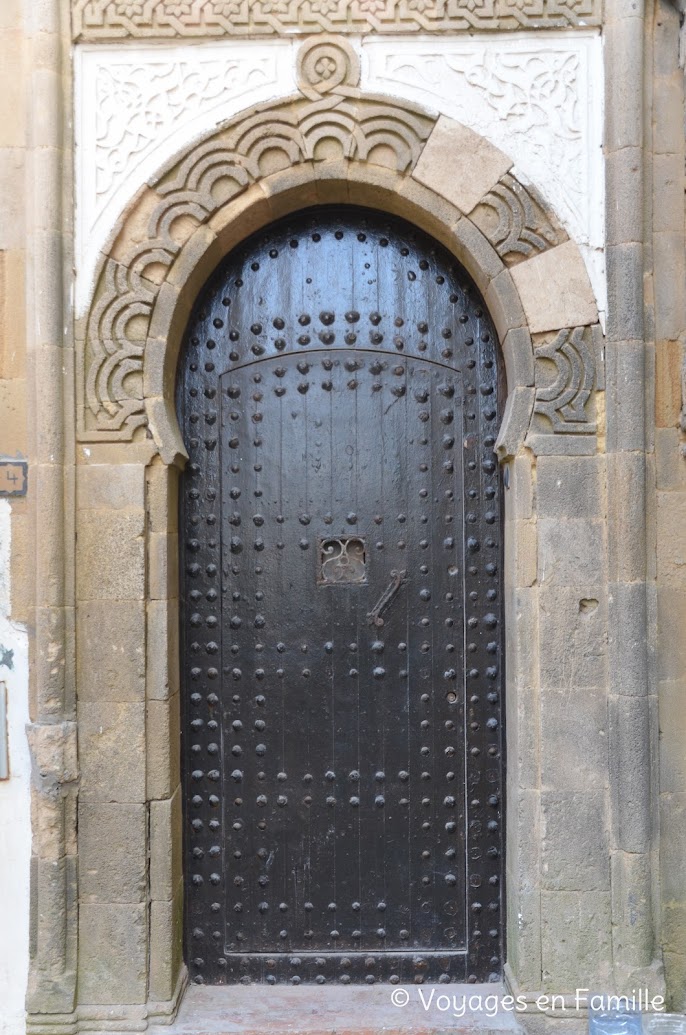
[30,60,617,1032]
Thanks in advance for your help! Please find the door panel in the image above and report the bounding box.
[178,207,504,986]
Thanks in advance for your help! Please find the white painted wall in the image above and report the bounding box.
[0,499,30,1035]
[74,30,605,323]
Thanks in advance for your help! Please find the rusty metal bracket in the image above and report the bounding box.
[367,569,407,627]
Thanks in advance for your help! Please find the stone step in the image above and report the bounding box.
[149,984,527,1035]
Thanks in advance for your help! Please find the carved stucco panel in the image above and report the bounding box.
[75,40,297,313]
[363,32,605,321]
[75,31,605,322]
[76,34,600,454]
[72,0,602,40]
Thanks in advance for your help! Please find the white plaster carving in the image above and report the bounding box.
[75,40,297,313]
[74,31,605,322]
[361,32,606,322]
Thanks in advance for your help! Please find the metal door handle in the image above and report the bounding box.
[367,569,407,627]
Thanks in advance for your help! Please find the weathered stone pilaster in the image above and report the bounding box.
[24,0,79,1024]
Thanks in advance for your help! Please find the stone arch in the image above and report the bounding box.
[78,35,601,467]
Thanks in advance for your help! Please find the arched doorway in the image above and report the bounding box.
[177,207,505,986]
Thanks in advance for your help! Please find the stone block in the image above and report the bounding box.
[539,584,607,691]
[507,787,541,892]
[450,215,504,297]
[525,434,597,457]
[147,597,180,701]
[78,903,147,1005]
[149,531,179,602]
[394,177,464,256]
[536,456,604,521]
[540,890,613,988]
[656,589,686,682]
[34,604,67,718]
[604,16,643,151]
[147,695,180,801]
[0,249,26,381]
[510,241,597,335]
[540,791,609,892]
[78,803,146,904]
[9,505,31,624]
[659,680,686,793]
[76,509,145,602]
[655,428,686,489]
[260,161,318,213]
[663,951,686,1012]
[605,148,642,247]
[610,849,655,971]
[509,678,540,792]
[484,268,527,337]
[608,694,651,852]
[605,243,644,343]
[0,149,25,250]
[31,232,64,350]
[170,227,225,321]
[660,792,686,903]
[78,702,146,804]
[653,154,685,234]
[663,901,686,964]
[505,586,539,696]
[208,183,272,257]
[653,76,685,156]
[109,187,162,263]
[538,519,606,587]
[506,886,542,989]
[502,326,535,391]
[77,599,146,702]
[606,452,647,581]
[412,116,512,215]
[0,376,26,455]
[76,464,145,512]
[30,68,62,151]
[0,1,22,30]
[494,386,535,461]
[607,581,648,700]
[149,883,184,1004]
[505,517,537,589]
[35,347,68,462]
[656,491,686,588]
[33,463,65,609]
[509,455,534,522]
[540,685,608,791]
[150,787,182,902]
[653,339,682,428]
[147,393,189,468]
[654,234,686,342]
[147,462,179,535]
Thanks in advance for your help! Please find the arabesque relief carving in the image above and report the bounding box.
[368,43,593,244]
[72,0,602,41]
[471,173,565,263]
[93,52,281,220]
[80,34,600,450]
[533,325,600,434]
[82,37,436,438]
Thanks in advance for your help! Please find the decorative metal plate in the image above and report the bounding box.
[319,537,367,585]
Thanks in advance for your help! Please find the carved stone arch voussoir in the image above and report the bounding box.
[79,35,599,466]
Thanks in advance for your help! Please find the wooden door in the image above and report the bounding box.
[178,207,505,985]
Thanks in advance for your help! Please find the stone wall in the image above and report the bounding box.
[652,0,686,1010]
[0,1,683,1033]
[0,3,32,1034]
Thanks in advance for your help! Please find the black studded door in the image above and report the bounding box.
[178,207,504,987]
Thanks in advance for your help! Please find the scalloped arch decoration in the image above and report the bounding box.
[79,35,597,460]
